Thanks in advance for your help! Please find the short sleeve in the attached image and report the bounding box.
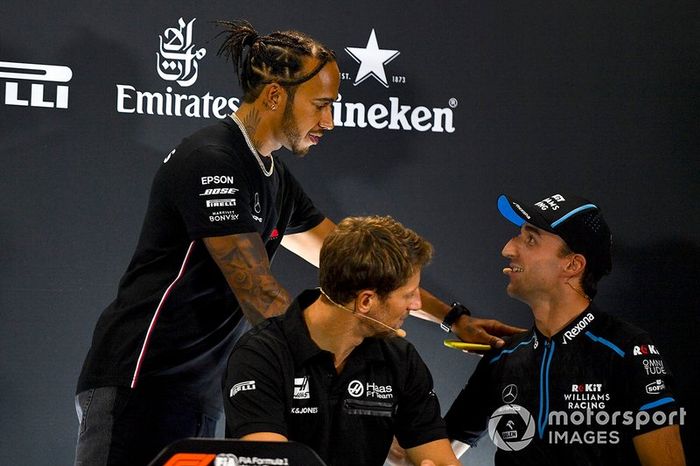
[172,146,263,239]
[444,356,494,446]
[394,345,448,449]
[281,166,324,235]
[223,342,288,438]
[618,334,680,436]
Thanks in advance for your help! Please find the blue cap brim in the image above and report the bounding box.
[498,195,526,227]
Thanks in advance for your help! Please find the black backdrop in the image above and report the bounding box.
[1,1,698,464]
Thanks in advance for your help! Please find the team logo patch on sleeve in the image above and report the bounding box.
[294,377,310,399]
[229,380,256,397]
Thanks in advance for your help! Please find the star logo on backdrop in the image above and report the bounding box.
[344,29,400,88]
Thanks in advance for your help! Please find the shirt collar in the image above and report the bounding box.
[533,302,600,346]
[281,289,388,366]
[281,289,326,366]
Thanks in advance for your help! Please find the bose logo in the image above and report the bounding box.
[199,188,239,196]
[0,61,72,109]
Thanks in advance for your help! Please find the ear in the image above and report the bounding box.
[262,83,286,111]
[563,253,586,278]
[354,290,375,314]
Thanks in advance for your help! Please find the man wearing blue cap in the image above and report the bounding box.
[445,193,686,465]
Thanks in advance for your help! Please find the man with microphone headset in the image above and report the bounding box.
[223,215,461,466]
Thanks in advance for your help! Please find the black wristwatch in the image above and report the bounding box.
[440,302,472,332]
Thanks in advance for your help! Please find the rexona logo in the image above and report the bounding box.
[338,29,457,133]
[0,60,72,109]
[116,17,239,118]
[561,312,594,344]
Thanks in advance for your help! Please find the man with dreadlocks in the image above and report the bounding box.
[74,20,521,466]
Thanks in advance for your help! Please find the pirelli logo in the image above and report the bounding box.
[206,198,236,208]
[0,60,73,109]
[229,380,256,397]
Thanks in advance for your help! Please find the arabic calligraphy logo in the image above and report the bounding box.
[157,17,207,87]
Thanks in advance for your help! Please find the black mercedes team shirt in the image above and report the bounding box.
[77,118,324,405]
[445,304,681,466]
[224,289,448,466]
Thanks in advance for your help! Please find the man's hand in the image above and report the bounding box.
[419,461,459,466]
[452,314,525,348]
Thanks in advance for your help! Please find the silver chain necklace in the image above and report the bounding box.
[230,113,274,177]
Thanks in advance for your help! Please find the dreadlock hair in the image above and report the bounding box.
[215,19,336,103]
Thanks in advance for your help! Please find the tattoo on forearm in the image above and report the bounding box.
[204,234,291,324]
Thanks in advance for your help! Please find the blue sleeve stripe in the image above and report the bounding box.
[640,397,675,411]
[550,204,597,227]
[490,335,536,364]
[584,331,625,357]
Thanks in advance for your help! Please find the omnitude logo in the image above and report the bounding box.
[116,18,239,118]
[339,29,457,133]
[0,60,72,109]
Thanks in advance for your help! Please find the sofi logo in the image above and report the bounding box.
[0,61,72,109]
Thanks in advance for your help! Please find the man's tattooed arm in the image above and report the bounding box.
[204,233,291,325]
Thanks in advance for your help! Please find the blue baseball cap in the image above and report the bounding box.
[498,193,612,276]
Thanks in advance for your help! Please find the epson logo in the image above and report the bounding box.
[202,175,235,185]
[332,94,455,133]
[206,199,236,208]
[562,312,595,344]
[0,61,72,109]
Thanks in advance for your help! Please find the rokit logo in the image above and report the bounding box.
[633,344,660,356]
[116,18,239,118]
[336,29,456,133]
[0,60,72,109]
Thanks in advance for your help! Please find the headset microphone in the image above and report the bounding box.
[356,312,407,338]
[318,288,408,338]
